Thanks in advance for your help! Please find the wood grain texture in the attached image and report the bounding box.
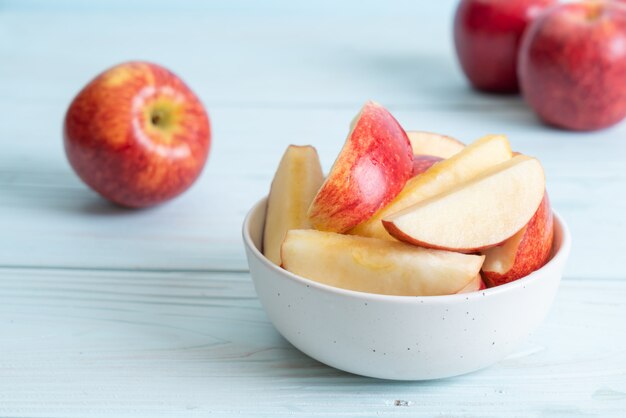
[1,268,625,417]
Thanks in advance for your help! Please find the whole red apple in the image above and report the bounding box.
[454,0,557,93]
[64,61,211,208]
[518,1,626,131]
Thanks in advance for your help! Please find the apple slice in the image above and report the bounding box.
[349,134,512,240]
[412,155,443,177]
[263,145,324,265]
[482,193,554,287]
[407,131,466,158]
[281,230,485,296]
[383,155,546,252]
[307,101,413,233]
[457,274,486,294]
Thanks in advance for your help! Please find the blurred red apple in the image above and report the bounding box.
[64,61,211,208]
[518,1,626,131]
[454,0,557,93]
[411,155,443,177]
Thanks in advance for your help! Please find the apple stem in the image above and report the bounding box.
[151,110,164,126]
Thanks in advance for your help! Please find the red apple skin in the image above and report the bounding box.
[454,0,557,93]
[64,61,211,208]
[411,155,443,177]
[482,193,554,287]
[518,2,626,131]
[308,101,413,233]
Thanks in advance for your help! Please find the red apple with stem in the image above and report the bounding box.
[64,61,211,208]
[518,1,626,131]
[454,0,557,93]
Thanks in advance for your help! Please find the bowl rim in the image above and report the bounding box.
[242,196,571,304]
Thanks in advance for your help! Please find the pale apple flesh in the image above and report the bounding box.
[457,274,486,293]
[307,101,413,233]
[482,193,554,287]
[281,230,485,297]
[263,145,324,266]
[406,131,466,159]
[383,155,546,252]
[349,134,512,241]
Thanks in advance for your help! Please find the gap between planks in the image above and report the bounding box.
[0,265,623,282]
[0,265,249,274]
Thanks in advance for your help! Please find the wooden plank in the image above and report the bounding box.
[0,1,501,109]
[0,268,624,417]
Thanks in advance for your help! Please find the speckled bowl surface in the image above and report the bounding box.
[242,197,571,380]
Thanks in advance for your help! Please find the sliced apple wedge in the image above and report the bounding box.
[412,155,443,177]
[263,145,324,265]
[457,274,486,294]
[349,134,512,240]
[407,131,466,158]
[482,193,554,287]
[307,101,413,233]
[281,230,485,296]
[383,155,546,252]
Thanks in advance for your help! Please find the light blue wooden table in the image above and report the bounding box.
[1,1,625,416]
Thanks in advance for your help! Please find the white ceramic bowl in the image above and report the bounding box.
[243,197,571,380]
